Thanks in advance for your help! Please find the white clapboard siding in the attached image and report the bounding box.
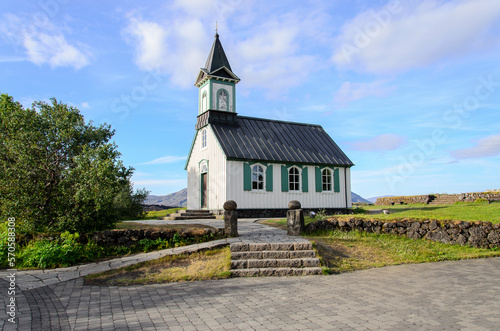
[186,126,227,209]
[225,161,351,209]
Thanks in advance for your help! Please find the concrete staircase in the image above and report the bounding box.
[158,209,216,220]
[429,194,461,205]
[230,242,323,277]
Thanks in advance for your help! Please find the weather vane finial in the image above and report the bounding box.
[215,21,218,36]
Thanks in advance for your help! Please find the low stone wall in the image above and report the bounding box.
[458,192,500,202]
[90,228,223,246]
[304,218,500,249]
[212,208,351,218]
[375,195,434,205]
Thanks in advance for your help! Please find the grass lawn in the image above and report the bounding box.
[308,230,500,274]
[85,247,231,285]
[350,202,500,224]
[136,207,187,220]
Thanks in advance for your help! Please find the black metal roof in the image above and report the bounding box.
[210,115,354,166]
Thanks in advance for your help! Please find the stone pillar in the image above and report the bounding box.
[287,200,304,236]
[223,200,238,237]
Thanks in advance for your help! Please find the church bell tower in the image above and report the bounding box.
[195,33,240,115]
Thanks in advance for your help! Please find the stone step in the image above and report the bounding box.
[231,250,316,260]
[231,267,323,277]
[231,258,320,269]
[230,242,313,252]
[158,209,216,220]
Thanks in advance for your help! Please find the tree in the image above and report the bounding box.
[0,94,148,233]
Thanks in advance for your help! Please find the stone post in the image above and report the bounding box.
[287,200,304,236]
[223,200,238,237]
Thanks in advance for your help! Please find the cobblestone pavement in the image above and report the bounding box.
[2,220,500,330]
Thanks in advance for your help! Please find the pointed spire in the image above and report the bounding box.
[204,32,232,73]
[195,32,240,86]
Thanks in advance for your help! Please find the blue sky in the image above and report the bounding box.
[1,0,500,199]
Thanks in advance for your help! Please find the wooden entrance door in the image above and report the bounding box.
[201,173,207,208]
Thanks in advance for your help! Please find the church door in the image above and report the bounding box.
[201,173,207,208]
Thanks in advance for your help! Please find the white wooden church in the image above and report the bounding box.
[185,33,354,216]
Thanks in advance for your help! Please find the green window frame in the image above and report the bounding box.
[244,162,273,192]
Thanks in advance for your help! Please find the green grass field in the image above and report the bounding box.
[141,207,187,220]
[308,230,500,274]
[349,202,500,224]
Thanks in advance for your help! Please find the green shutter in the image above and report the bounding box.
[266,165,273,191]
[334,168,340,193]
[281,165,288,192]
[302,167,308,192]
[315,167,322,192]
[243,163,251,191]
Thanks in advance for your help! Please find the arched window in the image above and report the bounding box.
[201,91,207,113]
[217,89,228,111]
[251,165,264,190]
[322,169,332,191]
[200,161,208,173]
[201,128,207,149]
[289,167,300,191]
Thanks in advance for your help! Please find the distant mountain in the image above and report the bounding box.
[366,195,395,203]
[145,188,371,207]
[144,188,187,207]
[351,192,372,204]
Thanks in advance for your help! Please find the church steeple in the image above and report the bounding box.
[195,33,240,115]
[195,33,240,87]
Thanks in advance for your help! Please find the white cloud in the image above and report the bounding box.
[123,16,208,88]
[332,0,500,73]
[451,133,500,159]
[0,14,91,69]
[138,155,187,165]
[234,24,316,95]
[350,134,406,151]
[24,33,90,69]
[334,80,395,108]
[81,102,89,109]
[123,5,324,95]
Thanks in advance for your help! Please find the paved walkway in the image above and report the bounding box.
[1,219,500,330]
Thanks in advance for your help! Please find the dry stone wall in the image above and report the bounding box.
[458,192,500,202]
[375,195,434,205]
[305,218,500,249]
[376,192,500,205]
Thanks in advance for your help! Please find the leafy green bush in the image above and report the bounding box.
[17,231,84,268]
[475,198,488,204]
[0,223,9,268]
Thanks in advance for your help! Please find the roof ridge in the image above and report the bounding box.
[237,115,323,128]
